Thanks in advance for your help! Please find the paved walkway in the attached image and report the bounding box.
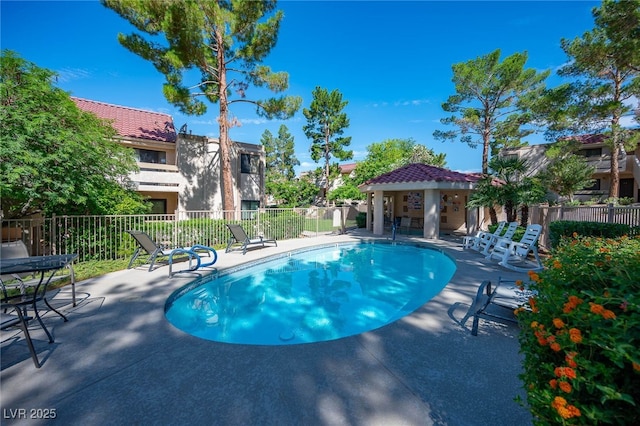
[1,230,533,425]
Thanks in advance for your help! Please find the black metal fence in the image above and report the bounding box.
[1,207,359,262]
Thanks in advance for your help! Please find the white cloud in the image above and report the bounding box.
[56,67,91,83]
[370,99,429,108]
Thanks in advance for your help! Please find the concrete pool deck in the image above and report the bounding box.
[1,229,533,425]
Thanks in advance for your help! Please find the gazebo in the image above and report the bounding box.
[358,163,483,238]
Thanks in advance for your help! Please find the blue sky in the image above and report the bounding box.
[1,0,602,173]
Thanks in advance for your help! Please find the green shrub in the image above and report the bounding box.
[517,235,640,424]
[356,212,367,228]
[548,220,631,249]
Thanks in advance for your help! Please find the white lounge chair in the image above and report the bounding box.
[462,221,506,250]
[475,221,518,256]
[487,224,543,272]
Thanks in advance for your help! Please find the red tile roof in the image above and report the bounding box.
[566,133,607,145]
[363,163,482,185]
[72,97,176,143]
[339,163,356,174]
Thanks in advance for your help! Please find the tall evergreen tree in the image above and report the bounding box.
[261,125,301,205]
[302,87,353,202]
[102,0,302,212]
[262,124,298,180]
[434,49,549,174]
[537,0,640,199]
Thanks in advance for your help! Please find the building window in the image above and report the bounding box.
[241,200,259,219]
[583,179,601,191]
[149,199,167,214]
[580,148,602,158]
[135,149,166,164]
[241,153,259,174]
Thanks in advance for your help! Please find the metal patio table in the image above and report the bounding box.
[0,253,78,343]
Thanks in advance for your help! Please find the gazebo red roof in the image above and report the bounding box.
[363,163,482,185]
[72,97,177,143]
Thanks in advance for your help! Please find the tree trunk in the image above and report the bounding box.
[482,127,490,175]
[520,205,529,227]
[609,144,620,199]
[216,28,235,217]
[489,206,498,224]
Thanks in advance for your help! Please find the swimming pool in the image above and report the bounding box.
[165,242,456,345]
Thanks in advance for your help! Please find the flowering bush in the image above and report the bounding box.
[517,234,640,425]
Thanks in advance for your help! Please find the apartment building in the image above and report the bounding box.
[500,134,640,203]
[73,97,265,213]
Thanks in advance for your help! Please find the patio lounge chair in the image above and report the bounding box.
[487,224,543,272]
[474,221,518,256]
[225,224,277,255]
[126,230,217,274]
[462,221,506,250]
[461,277,535,336]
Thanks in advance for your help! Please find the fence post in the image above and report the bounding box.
[607,203,614,223]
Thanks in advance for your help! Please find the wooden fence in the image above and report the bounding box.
[529,204,640,249]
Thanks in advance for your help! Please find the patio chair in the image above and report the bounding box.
[225,224,277,255]
[461,277,535,336]
[487,224,543,272]
[462,221,506,250]
[474,221,519,256]
[125,230,217,273]
[1,301,41,367]
[1,241,34,298]
[399,217,412,234]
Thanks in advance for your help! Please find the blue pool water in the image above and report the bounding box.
[165,242,456,345]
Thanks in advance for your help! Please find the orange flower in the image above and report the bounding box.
[528,271,540,282]
[530,321,539,329]
[559,381,572,393]
[553,260,562,269]
[553,318,565,329]
[584,241,591,247]
[556,403,581,419]
[566,405,581,418]
[590,303,605,315]
[552,396,567,410]
[572,232,578,238]
[633,362,640,372]
[599,247,609,253]
[602,309,616,319]
[516,280,524,290]
[565,352,578,368]
[555,366,577,380]
[529,297,539,313]
[549,379,558,389]
[550,342,561,352]
[569,328,582,344]
[563,296,583,314]
[568,296,583,306]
